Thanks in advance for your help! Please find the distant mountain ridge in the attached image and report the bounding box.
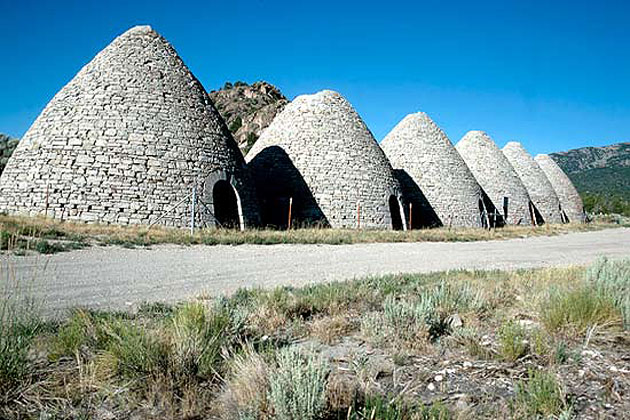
[208,81,288,154]
[550,142,630,216]
[550,142,629,173]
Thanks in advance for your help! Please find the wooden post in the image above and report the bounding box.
[480,198,490,229]
[409,203,413,230]
[503,196,509,224]
[529,202,537,227]
[190,186,196,235]
[357,202,361,229]
[287,197,293,230]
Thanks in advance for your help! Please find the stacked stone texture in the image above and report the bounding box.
[380,112,483,227]
[0,26,259,228]
[535,154,584,223]
[456,131,533,225]
[246,90,406,229]
[502,142,563,224]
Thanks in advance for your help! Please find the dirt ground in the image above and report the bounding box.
[5,227,630,316]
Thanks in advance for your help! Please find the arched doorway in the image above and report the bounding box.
[530,201,545,226]
[389,195,404,230]
[213,180,241,229]
[392,169,440,229]
[479,192,505,228]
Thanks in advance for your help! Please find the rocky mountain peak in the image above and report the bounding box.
[0,133,18,174]
[208,81,289,154]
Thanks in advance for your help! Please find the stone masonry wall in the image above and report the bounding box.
[381,112,483,228]
[246,90,405,229]
[0,26,259,228]
[535,154,585,223]
[456,131,533,225]
[502,142,563,224]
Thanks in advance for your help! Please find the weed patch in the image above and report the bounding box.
[363,281,487,347]
[513,369,568,417]
[497,321,529,362]
[541,283,621,335]
[0,214,617,254]
[268,346,329,420]
[0,275,42,396]
[2,260,629,418]
[219,346,270,419]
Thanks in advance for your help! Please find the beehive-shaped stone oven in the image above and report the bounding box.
[534,154,584,223]
[502,142,563,224]
[456,131,533,225]
[381,112,484,228]
[0,26,259,229]
[246,90,406,230]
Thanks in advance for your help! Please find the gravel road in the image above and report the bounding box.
[5,228,629,316]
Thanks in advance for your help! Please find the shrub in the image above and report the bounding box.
[450,326,493,359]
[540,284,620,334]
[585,257,630,329]
[0,293,41,392]
[137,301,173,318]
[99,320,169,379]
[553,340,569,364]
[425,281,486,315]
[310,315,352,344]
[415,401,452,419]
[343,394,451,419]
[513,369,567,417]
[382,295,433,342]
[51,309,98,358]
[349,394,411,419]
[373,282,486,345]
[541,258,630,335]
[219,347,270,419]
[33,239,65,254]
[268,346,329,420]
[169,300,245,379]
[497,321,529,362]
[244,132,259,153]
[0,230,11,249]
[51,309,132,360]
[228,116,243,133]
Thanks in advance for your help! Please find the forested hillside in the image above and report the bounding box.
[550,142,630,216]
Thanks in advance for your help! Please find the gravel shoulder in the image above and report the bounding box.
[6,228,630,316]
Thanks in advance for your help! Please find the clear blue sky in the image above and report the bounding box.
[1,0,629,155]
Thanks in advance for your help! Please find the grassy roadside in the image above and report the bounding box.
[1,257,629,418]
[1,213,627,254]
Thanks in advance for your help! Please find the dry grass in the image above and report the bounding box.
[1,259,629,418]
[218,346,271,419]
[513,369,569,418]
[0,213,622,254]
[310,315,354,344]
